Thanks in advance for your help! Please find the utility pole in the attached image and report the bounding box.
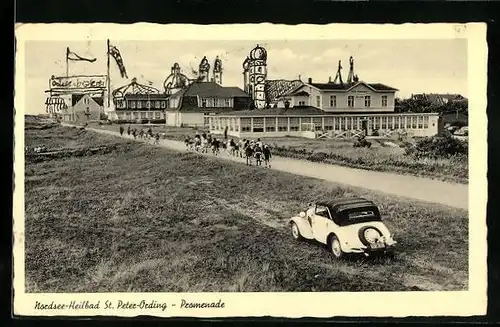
[107,39,111,109]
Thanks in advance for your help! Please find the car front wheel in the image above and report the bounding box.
[291,222,303,241]
[329,235,344,259]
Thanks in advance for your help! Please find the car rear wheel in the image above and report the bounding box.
[291,222,303,241]
[329,235,344,259]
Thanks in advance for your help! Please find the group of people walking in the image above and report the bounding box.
[184,133,272,168]
[119,125,160,145]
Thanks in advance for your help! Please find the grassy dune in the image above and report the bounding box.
[25,122,468,292]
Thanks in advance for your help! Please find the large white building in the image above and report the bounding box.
[208,51,443,138]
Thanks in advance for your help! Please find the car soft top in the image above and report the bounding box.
[316,197,377,213]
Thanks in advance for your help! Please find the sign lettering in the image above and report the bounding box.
[49,75,107,90]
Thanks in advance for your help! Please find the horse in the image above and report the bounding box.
[211,139,220,156]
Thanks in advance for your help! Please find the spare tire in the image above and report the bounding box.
[358,226,383,246]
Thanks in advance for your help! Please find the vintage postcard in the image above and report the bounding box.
[13,23,487,318]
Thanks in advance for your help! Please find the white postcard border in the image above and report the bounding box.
[13,22,488,318]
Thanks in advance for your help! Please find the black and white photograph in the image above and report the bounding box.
[13,23,487,318]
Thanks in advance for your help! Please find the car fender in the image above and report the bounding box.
[325,228,356,251]
[289,216,314,239]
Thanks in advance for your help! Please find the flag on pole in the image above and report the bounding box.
[108,43,128,79]
[66,47,97,62]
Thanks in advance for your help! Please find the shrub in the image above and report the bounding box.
[308,152,328,162]
[405,134,468,159]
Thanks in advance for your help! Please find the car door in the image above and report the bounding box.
[311,205,331,244]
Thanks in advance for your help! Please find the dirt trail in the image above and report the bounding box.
[79,125,468,210]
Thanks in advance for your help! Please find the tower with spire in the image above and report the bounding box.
[198,56,210,82]
[213,56,223,85]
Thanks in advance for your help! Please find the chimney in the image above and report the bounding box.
[308,77,312,84]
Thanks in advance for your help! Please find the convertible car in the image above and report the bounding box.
[289,197,397,258]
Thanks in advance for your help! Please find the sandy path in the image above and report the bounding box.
[82,125,468,210]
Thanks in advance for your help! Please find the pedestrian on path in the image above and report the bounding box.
[263,145,272,168]
[245,144,254,166]
[119,125,124,136]
[127,125,131,136]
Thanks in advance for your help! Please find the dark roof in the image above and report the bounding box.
[265,80,304,102]
[220,106,324,116]
[317,197,377,214]
[92,97,104,106]
[124,94,169,100]
[71,94,85,106]
[182,82,249,98]
[217,106,411,117]
[310,83,347,90]
[309,82,398,92]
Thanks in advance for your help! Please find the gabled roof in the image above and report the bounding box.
[182,82,249,98]
[288,90,310,96]
[92,97,104,106]
[71,94,85,106]
[265,79,304,102]
[309,81,398,92]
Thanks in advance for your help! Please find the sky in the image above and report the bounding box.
[22,39,467,115]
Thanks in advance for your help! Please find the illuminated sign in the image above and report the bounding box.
[49,75,107,90]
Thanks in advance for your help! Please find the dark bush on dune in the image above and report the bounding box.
[404,134,468,159]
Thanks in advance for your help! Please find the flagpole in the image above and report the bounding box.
[107,39,111,109]
[66,47,69,77]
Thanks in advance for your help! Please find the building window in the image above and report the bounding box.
[406,117,411,129]
[382,116,388,129]
[346,117,352,130]
[161,101,166,108]
[374,117,381,130]
[418,116,424,129]
[424,116,429,129]
[252,117,264,133]
[381,95,388,107]
[137,101,142,109]
[313,117,322,131]
[225,99,231,107]
[155,101,160,109]
[146,101,151,109]
[324,117,334,130]
[265,117,276,132]
[394,116,400,129]
[348,96,354,108]
[278,117,288,131]
[298,101,306,106]
[141,112,147,119]
[289,117,300,131]
[213,98,219,107]
[339,117,346,130]
[130,101,136,109]
[334,117,340,130]
[412,117,418,129]
[201,98,207,108]
[364,96,371,107]
[241,118,251,132]
[330,95,337,108]
[316,96,321,107]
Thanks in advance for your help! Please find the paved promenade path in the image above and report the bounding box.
[80,125,468,210]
